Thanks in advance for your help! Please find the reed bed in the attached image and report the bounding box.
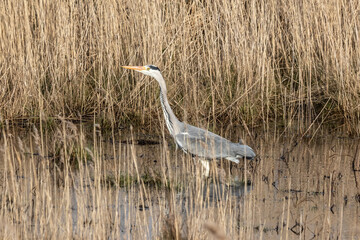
[0,0,359,135]
[1,1,359,238]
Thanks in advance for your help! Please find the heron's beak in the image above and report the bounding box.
[122,66,146,71]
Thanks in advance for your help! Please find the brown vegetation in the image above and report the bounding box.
[0,0,359,135]
[1,2,359,238]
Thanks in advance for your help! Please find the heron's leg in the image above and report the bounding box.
[199,159,210,177]
[229,163,233,175]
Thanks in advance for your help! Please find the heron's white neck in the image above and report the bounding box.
[153,73,181,136]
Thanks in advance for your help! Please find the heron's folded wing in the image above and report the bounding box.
[175,132,232,159]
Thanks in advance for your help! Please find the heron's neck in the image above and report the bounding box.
[155,74,181,136]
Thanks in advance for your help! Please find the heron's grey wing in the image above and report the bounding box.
[176,124,256,161]
[185,125,256,159]
[231,143,256,159]
[184,124,227,141]
[175,126,235,161]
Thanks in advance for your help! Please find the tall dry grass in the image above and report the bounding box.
[0,0,359,134]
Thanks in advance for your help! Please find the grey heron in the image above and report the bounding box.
[122,65,256,176]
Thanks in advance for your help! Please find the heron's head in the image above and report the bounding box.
[122,65,161,78]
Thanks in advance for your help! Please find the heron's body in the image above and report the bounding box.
[123,65,255,176]
[175,123,255,163]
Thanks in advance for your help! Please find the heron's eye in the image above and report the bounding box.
[146,67,150,71]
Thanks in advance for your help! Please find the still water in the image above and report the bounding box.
[0,124,359,239]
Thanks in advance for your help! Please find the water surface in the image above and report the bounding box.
[0,124,359,239]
